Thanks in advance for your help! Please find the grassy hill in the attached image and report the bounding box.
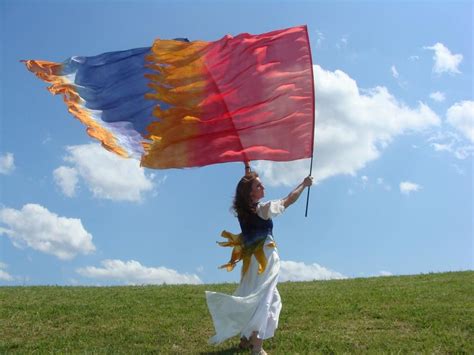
[1,271,472,353]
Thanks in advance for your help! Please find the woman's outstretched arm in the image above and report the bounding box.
[282,176,313,208]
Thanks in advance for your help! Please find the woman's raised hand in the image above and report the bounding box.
[303,176,314,187]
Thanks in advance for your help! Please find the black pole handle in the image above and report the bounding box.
[304,155,314,218]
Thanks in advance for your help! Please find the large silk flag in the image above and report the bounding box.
[23,26,315,169]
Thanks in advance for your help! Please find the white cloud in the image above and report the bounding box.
[378,270,393,277]
[254,65,440,186]
[452,146,473,160]
[409,55,420,61]
[0,262,13,281]
[376,177,391,191]
[451,164,465,175]
[68,278,79,285]
[399,181,421,195]
[0,204,95,260]
[53,166,79,197]
[77,259,202,285]
[279,260,346,282]
[431,143,453,152]
[0,153,15,175]
[431,142,473,159]
[57,143,156,202]
[446,101,474,142]
[335,35,348,50]
[428,130,473,159]
[431,142,452,152]
[429,91,446,102]
[315,30,325,48]
[42,134,52,145]
[391,65,399,79]
[360,175,369,189]
[390,66,407,88]
[0,269,13,281]
[424,43,463,74]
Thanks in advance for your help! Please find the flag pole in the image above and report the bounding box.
[304,155,313,217]
[244,161,251,175]
[304,25,316,218]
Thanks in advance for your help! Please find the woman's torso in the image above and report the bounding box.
[238,212,273,247]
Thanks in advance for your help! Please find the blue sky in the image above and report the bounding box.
[0,0,472,285]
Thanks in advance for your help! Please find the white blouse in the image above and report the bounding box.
[256,199,286,220]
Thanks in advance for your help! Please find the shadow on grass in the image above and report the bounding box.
[200,346,247,354]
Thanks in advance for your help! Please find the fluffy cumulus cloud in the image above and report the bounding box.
[55,144,156,202]
[0,262,13,281]
[53,166,79,197]
[254,65,440,186]
[429,91,446,102]
[399,181,421,195]
[424,43,463,75]
[77,259,202,285]
[446,101,474,142]
[0,152,15,175]
[279,260,346,282]
[0,204,95,260]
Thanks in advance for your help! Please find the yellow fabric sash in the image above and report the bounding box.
[217,230,275,276]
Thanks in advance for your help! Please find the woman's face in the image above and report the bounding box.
[250,177,265,203]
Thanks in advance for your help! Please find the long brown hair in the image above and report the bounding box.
[232,171,259,222]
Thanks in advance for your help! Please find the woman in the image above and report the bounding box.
[206,167,313,354]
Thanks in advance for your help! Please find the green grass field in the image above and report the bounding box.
[1,271,473,354]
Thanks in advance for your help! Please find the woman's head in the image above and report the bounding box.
[232,171,265,218]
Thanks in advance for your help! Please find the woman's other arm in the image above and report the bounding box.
[282,176,313,208]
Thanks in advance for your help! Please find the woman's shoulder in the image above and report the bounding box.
[256,199,285,220]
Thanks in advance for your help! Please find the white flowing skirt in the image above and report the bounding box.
[205,237,281,344]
